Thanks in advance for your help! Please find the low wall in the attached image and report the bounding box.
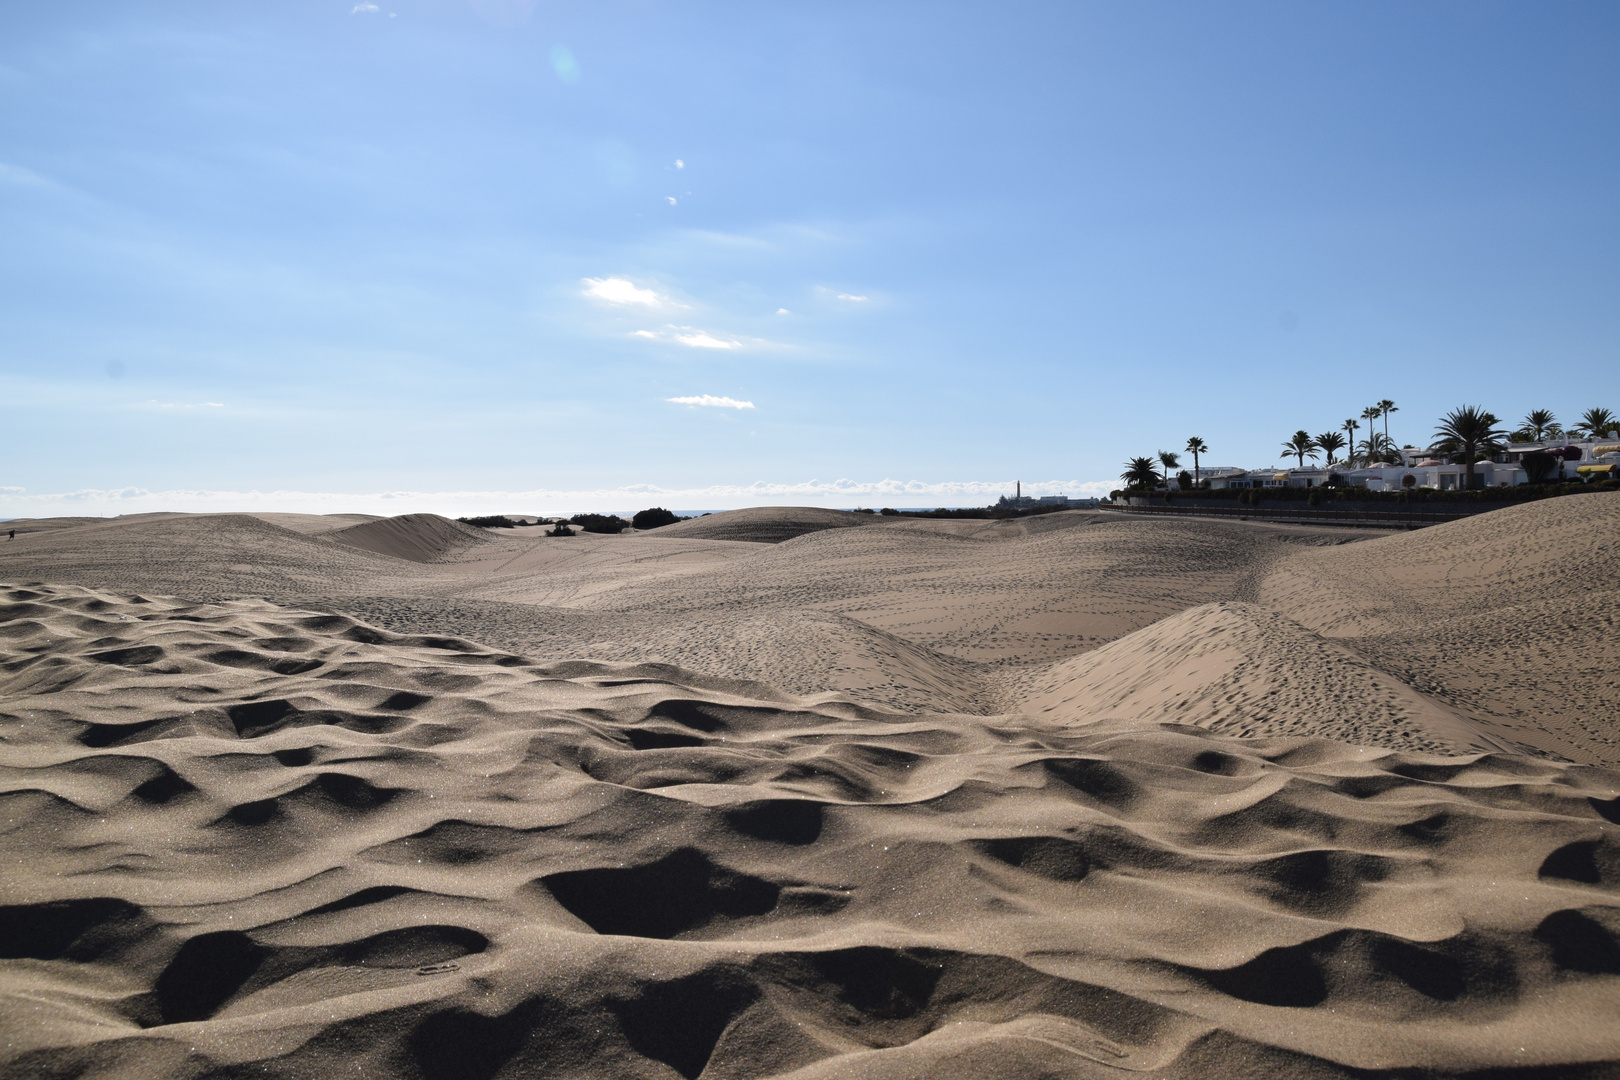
[1109,501,1491,528]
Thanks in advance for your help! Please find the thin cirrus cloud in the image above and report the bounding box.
[667,395,755,409]
[633,327,740,349]
[583,276,670,308]
[352,2,379,12]
[836,293,869,302]
[0,162,51,187]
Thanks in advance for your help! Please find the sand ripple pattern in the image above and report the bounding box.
[3,584,1617,1079]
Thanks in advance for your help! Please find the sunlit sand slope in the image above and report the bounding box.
[3,584,1618,1080]
[326,513,493,563]
[1013,602,1503,754]
[652,506,877,544]
[1260,492,1620,764]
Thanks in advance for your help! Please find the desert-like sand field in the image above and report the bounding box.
[1,495,1616,1079]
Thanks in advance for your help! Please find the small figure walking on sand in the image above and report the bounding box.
[6,530,12,540]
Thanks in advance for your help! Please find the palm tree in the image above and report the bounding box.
[1433,406,1506,490]
[1359,432,1397,464]
[1519,409,1557,443]
[1376,399,1397,441]
[1341,418,1361,466]
[1280,430,1319,468]
[1579,407,1618,441]
[1121,456,1161,491]
[1184,436,1208,485]
[1157,450,1181,485]
[1313,431,1346,465]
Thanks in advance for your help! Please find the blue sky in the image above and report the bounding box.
[2,1,1616,515]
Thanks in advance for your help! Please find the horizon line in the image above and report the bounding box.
[0,479,1118,519]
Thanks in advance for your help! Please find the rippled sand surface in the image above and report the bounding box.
[1,495,1617,1078]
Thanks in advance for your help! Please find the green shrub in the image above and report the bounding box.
[546,522,575,537]
[1521,453,1557,485]
[569,513,628,534]
[898,507,994,519]
[632,507,681,530]
[458,515,518,529]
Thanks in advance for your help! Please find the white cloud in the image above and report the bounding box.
[633,326,743,349]
[352,2,379,12]
[666,196,677,206]
[0,479,1110,518]
[667,395,755,410]
[583,276,666,307]
[675,159,685,169]
[837,293,869,302]
[671,330,737,350]
[775,308,790,315]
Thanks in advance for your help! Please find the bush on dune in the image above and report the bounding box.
[458,515,519,529]
[632,507,680,530]
[569,513,628,534]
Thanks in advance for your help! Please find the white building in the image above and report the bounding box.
[1198,436,1617,494]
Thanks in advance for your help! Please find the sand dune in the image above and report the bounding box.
[1,502,1613,757]
[327,513,493,563]
[2,582,1617,1079]
[248,512,384,535]
[653,506,876,544]
[1261,494,1620,764]
[1014,601,1503,753]
[2,497,1619,1077]
[0,509,1349,714]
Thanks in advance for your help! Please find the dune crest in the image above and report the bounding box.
[327,513,493,563]
[652,506,877,544]
[2,581,1618,1079]
[1012,601,1504,753]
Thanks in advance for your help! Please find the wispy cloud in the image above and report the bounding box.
[583,276,668,307]
[633,326,743,349]
[352,2,380,13]
[667,395,755,409]
[837,293,869,302]
[672,330,737,349]
[0,479,1111,518]
[0,163,51,187]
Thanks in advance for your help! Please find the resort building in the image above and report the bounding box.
[1198,437,1619,493]
[1205,467,1330,490]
